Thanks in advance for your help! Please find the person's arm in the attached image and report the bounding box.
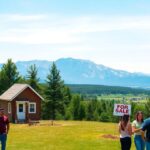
[141,130,145,141]
[132,122,136,133]
[141,121,147,141]
[131,121,135,133]
[6,122,10,134]
[132,125,141,133]
[118,122,121,133]
[128,123,132,136]
[6,118,10,134]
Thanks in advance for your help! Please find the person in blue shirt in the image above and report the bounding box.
[141,117,150,150]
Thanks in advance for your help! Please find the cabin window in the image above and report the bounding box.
[18,104,24,112]
[8,103,11,113]
[29,103,36,113]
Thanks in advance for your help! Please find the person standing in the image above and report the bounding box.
[141,116,150,150]
[0,108,9,150]
[132,111,145,150]
[119,114,132,150]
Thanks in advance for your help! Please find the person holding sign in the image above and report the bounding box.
[132,111,145,150]
[119,114,132,150]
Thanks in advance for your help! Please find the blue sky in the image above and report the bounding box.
[1,0,150,74]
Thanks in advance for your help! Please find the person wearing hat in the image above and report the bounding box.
[0,108,9,150]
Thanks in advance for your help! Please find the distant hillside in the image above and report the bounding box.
[1,58,150,88]
[67,84,150,95]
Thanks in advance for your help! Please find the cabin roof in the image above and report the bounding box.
[0,84,44,101]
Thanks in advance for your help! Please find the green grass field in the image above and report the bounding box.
[5,121,135,150]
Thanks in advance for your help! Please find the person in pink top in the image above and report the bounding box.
[0,108,9,150]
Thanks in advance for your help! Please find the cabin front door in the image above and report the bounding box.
[17,102,25,120]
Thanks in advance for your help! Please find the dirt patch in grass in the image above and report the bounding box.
[39,122,78,127]
[102,134,119,140]
[39,123,63,126]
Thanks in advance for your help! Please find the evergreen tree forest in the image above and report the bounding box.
[0,59,150,123]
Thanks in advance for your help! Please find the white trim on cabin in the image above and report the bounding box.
[8,102,11,114]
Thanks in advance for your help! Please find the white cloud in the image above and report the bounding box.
[1,14,150,45]
[0,14,47,22]
[1,14,150,73]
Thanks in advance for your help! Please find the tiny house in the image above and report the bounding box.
[0,84,43,123]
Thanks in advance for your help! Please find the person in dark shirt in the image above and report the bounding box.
[0,108,9,150]
[141,117,150,150]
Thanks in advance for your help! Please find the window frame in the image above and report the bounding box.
[29,102,36,114]
[8,102,11,114]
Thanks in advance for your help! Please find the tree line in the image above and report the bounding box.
[67,84,150,95]
[0,59,150,123]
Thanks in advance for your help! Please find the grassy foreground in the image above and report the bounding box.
[5,121,135,150]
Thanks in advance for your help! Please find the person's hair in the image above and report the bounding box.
[136,111,144,123]
[120,114,129,131]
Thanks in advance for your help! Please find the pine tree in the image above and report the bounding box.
[86,102,94,121]
[70,95,80,120]
[44,63,64,122]
[78,103,85,120]
[62,86,72,106]
[27,64,40,92]
[0,59,20,94]
[145,98,150,118]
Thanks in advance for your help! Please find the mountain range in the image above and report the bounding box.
[1,58,150,88]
